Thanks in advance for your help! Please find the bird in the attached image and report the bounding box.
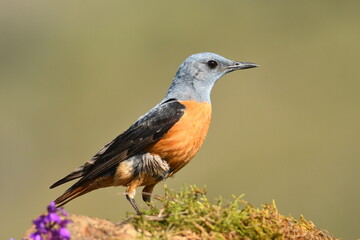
[50,52,258,215]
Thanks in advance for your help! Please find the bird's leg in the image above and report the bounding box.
[126,194,141,215]
[142,184,156,204]
[126,186,142,215]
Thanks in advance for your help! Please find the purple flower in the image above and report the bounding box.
[29,202,71,240]
[59,219,71,228]
[59,208,68,217]
[48,212,61,223]
[30,232,42,240]
[59,228,70,239]
[33,216,47,232]
[47,202,57,213]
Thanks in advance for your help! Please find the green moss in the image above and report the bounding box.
[127,185,338,240]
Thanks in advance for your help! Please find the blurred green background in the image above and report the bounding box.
[1,0,359,239]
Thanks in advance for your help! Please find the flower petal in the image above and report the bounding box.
[48,212,61,223]
[59,227,71,239]
[47,202,57,213]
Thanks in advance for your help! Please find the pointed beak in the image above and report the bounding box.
[226,61,259,72]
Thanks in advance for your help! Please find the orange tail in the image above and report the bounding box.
[53,175,114,207]
[54,183,91,207]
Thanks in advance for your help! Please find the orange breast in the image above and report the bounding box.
[147,100,212,174]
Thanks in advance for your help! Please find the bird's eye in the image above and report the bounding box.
[207,60,218,69]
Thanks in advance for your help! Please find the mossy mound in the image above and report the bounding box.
[127,185,338,240]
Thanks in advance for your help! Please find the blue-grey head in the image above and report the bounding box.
[165,52,258,103]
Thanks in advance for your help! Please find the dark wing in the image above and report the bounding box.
[50,99,184,189]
